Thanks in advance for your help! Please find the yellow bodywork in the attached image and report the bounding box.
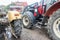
[7,11,22,22]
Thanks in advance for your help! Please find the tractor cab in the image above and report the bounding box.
[22,0,59,28]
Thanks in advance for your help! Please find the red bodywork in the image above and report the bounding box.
[34,1,60,17]
[34,5,44,17]
[45,1,60,17]
[38,5,44,15]
[34,12,37,16]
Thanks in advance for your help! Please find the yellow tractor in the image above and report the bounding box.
[8,11,22,22]
[0,10,22,40]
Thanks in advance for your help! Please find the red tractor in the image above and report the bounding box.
[22,0,60,40]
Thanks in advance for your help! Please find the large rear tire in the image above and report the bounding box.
[13,20,22,38]
[47,9,60,40]
[22,11,35,29]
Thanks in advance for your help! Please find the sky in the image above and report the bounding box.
[0,0,40,6]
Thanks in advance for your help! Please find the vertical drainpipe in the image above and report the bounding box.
[42,0,44,5]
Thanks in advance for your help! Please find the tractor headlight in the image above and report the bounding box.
[35,9,37,12]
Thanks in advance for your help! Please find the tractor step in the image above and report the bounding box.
[34,22,47,29]
[37,22,47,26]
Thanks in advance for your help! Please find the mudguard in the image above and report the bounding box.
[7,11,22,22]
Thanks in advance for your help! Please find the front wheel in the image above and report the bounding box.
[47,9,60,40]
[22,11,35,29]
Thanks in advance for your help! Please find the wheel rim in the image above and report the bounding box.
[53,18,60,38]
[23,16,29,27]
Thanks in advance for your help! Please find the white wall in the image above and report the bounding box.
[0,0,41,5]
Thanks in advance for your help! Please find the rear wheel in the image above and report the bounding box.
[47,9,60,40]
[3,19,22,40]
[13,20,22,38]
